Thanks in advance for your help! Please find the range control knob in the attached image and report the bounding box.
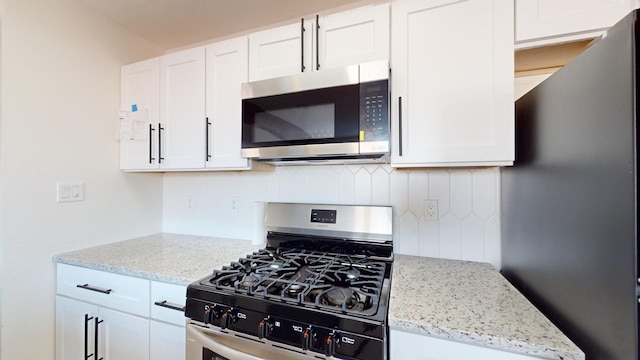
[204,305,223,324]
[325,332,340,356]
[258,318,273,339]
[220,309,237,330]
[301,326,315,351]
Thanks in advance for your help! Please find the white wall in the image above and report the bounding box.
[163,165,501,268]
[0,0,164,358]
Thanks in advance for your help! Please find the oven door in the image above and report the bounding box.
[186,323,316,360]
[241,83,361,159]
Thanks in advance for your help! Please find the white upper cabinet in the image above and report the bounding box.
[248,4,389,81]
[316,3,389,71]
[248,21,312,81]
[120,58,160,170]
[515,0,636,49]
[160,47,206,169]
[205,37,251,170]
[390,0,514,167]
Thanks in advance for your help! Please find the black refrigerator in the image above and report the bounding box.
[502,10,639,360]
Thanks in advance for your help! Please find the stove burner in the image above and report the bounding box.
[241,273,261,289]
[268,261,285,269]
[322,287,359,308]
[345,268,360,279]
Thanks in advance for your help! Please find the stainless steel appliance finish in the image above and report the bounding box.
[264,202,393,243]
[185,202,393,360]
[241,61,390,164]
[241,61,387,99]
[502,10,639,360]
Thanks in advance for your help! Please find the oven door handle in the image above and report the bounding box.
[186,324,266,360]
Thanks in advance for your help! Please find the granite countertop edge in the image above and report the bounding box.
[388,254,584,360]
[52,256,196,286]
[52,233,263,286]
[388,318,579,360]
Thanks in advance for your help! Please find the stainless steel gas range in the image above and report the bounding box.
[185,202,393,360]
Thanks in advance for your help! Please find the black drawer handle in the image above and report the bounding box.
[154,300,185,312]
[77,284,112,294]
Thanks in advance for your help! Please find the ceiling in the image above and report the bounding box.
[75,0,375,50]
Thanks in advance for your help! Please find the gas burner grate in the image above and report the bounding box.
[208,248,387,316]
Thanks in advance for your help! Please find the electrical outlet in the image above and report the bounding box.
[187,197,194,211]
[231,197,239,212]
[424,199,438,221]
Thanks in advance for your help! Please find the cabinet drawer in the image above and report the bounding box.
[56,264,150,317]
[151,281,187,326]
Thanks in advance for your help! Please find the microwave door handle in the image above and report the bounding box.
[300,18,305,72]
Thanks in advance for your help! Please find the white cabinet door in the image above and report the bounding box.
[56,296,150,360]
[160,47,206,169]
[205,37,251,170]
[316,3,389,71]
[120,58,160,170]
[515,0,635,47]
[390,329,542,360]
[150,321,185,360]
[249,21,312,81]
[390,0,514,167]
[55,296,98,360]
[99,307,150,360]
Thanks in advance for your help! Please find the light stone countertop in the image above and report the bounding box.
[389,254,584,360]
[52,233,262,285]
[54,234,584,359]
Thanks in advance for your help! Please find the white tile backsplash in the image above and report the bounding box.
[163,165,501,268]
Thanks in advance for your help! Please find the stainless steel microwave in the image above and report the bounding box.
[241,61,390,165]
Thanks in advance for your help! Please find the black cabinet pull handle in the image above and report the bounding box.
[398,97,403,156]
[205,117,212,161]
[315,14,320,71]
[300,18,306,72]
[148,124,156,164]
[158,122,165,164]
[76,284,112,295]
[154,300,186,312]
[84,314,93,360]
[95,317,104,360]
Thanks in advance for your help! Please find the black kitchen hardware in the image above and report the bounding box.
[154,300,186,312]
[185,203,393,360]
[316,14,320,71]
[94,317,103,360]
[148,123,155,164]
[398,96,403,156]
[76,284,112,295]
[84,314,92,360]
[158,123,164,163]
[205,117,211,161]
[301,18,305,73]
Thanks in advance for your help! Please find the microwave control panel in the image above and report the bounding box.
[359,80,389,143]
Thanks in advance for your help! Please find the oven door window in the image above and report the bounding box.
[203,348,230,360]
[242,84,359,148]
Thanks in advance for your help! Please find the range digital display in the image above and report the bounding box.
[310,209,337,224]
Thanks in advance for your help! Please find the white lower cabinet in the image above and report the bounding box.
[390,329,541,360]
[55,296,150,360]
[55,264,186,360]
[150,321,186,360]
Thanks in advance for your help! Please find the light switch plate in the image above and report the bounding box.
[57,182,84,203]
